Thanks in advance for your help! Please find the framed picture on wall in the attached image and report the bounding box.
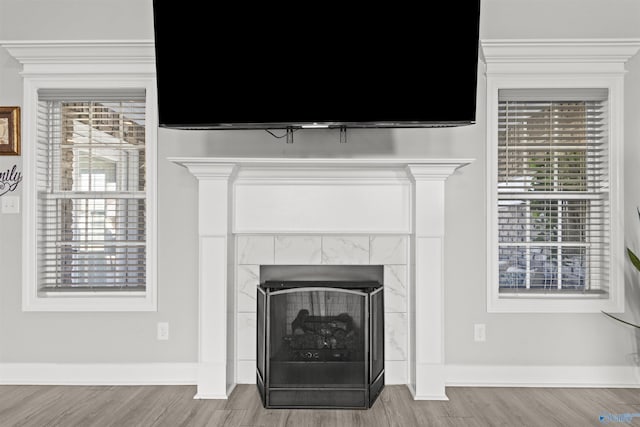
[0,106,20,156]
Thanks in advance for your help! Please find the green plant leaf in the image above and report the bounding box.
[628,248,640,272]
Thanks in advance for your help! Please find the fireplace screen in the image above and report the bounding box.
[257,279,384,409]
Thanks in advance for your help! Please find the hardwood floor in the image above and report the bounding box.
[0,384,638,427]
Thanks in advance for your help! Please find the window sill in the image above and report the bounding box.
[488,291,623,313]
[22,292,156,312]
[40,290,146,297]
[498,289,608,299]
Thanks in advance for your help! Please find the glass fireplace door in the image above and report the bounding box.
[268,288,367,389]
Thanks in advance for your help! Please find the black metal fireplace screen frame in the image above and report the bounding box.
[257,275,384,409]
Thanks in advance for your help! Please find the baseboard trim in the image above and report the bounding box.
[407,382,449,400]
[225,382,237,399]
[1,363,637,389]
[0,363,198,385]
[446,365,640,388]
[191,381,237,400]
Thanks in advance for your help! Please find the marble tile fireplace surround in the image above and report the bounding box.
[171,157,472,401]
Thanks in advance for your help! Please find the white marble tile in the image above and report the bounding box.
[385,312,407,361]
[275,236,322,265]
[237,265,260,313]
[321,236,369,265]
[370,236,407,264]
[237,312,256,360]
[237,360,256,383]
[385,361,408,385]
[237,236,274,265]
[384,265,407,313]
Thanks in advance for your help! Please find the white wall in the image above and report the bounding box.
[624,51,640,359]
[0,0,639,371]
[482,0,640,39]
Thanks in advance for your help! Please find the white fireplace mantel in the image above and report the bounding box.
[170,157,473,401]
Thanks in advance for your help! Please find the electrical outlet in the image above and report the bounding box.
[474,323,486,342]
[157,322,169,340]
[1,196,19,214]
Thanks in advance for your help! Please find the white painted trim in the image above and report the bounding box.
[446,365,640,388]
[482,39,636,313]
[170,158,475,238]
[413,363,448,400]
[235,169,408,182]
[174,157,473,400]
[0,363,197,385]
[193,383,237,400]
[481,39,640,65]
[408,390,449,401]
[233,230,412,236]
[5,41,159,312]
[174,162,237,180]
[168,157,475,169]
[0,40,155,76]
[233,184,412,235]
[3,363,634,389]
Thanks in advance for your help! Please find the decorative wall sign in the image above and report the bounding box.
[0,106,21,156]
[0,164,22,196]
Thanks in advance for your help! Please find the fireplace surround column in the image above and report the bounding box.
[184,163,236,398]
[406,164,459,400]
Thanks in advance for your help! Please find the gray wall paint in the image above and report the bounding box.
[0,0,638,367]
[624,52,640,361]
[481,0,640,39]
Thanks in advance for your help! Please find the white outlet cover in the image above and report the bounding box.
[157,322,169,340]
[474,323,486,342]
[1,196,20,214]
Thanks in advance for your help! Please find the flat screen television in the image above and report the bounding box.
[152,2,481,130]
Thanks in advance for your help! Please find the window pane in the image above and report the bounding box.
[497,94,608,294]
[562,246,586,290]
[37,98,146,291]
[499,246,527,289]
[529,246,558,289]
[498,201,528,244]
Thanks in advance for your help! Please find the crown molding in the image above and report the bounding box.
[480,39,640,76]
[0,40,155,75]
[481,39,640,63]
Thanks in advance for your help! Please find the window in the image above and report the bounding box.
[481,40,634,313]
[5,41,159,311]
[37,90,147,294]
[497,89,609,296]
[24,83,156,311]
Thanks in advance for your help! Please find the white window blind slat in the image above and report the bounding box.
[497,89,609,293]
[36,95,147,292]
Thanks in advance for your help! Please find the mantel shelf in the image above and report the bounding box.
[169,157,474,169]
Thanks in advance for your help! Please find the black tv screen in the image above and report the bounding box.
[152,2,481,129]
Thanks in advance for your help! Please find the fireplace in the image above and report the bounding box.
[170,157,472,400]
[257,266,384,409]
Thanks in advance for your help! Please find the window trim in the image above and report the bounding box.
[2,41,158,311]
[481,39,640,313]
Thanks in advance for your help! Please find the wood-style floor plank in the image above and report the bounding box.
[0,384,638,427]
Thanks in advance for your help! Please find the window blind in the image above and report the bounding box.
[36,90,147,292]
[497,88,609,294]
